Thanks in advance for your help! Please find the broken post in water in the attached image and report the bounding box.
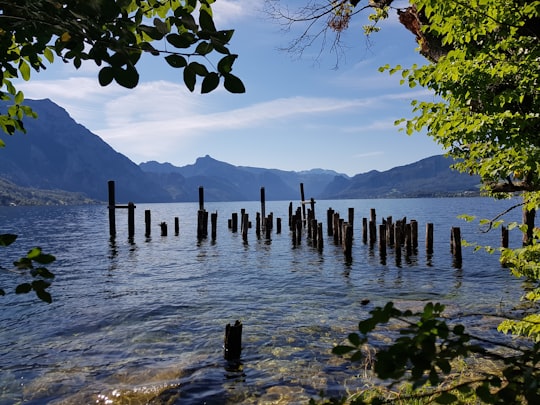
[224,320,242,360]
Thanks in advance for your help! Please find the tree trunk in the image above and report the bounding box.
[522,206,536,246]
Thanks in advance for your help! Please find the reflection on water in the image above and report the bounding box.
[0,198,525,404]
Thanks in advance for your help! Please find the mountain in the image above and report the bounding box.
[0,99,171,203]
[319,155,480,199]
[139,155,346,201]
[0,98,481,205]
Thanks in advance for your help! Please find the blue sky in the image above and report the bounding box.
[16,0,445,177]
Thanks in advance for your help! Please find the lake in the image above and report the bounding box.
[0,197,526,404]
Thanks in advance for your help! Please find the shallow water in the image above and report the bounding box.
[0,197,525,404]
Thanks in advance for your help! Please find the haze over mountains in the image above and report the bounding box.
[0,99,481,205]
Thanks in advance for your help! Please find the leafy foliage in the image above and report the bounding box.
[332,302,540,404]
[0,233,56,303]
[0,0,244,140]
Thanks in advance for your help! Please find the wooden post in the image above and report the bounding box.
[451,227,462,267]
[242,213,249,242]
[362,218,368,244]
[231,213,238,233]
[199,186,204,211]
[348,208,354,236]
[296,215,302,245]
[256,212,261,239]
[317,222,323,252]
[260,187,266,232]
[386,216,393,247]
[501,225,509,248]
[160,222,167,236]
[224,320,242,360]
[405,223,412,257]
[174,217,179,236]
[127,202,135,238]
[276,217,282,234]
[300,183,306,226]
[265,216,272,239]
[211,212,217,240]
[343,223,353,262]
[288,202,293,229]
[327,208,334,236]
[333,212,340,245]
[379,224,386,257]
[145,209,151,237]
[394,222,402,258]
[410,220,418,250]
[108,180,116,237]
[310,198,316,221]
[426,223,434,254]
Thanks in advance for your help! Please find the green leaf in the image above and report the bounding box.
[435,392,458,404]
[0,288,5,296]
[98,67,114,86]
[165,54,187,68]
[15,283,32,294]
[223,73,245,93]
[19,60,31,81]
[188,62,208,76]
[217,54,237,74]
[35,288,52,303]
[201,72,219,93]
[114,65,139,89]
[332,345,356,355]
[0,234,17,246]
[199,9,216,32]
[33,253,56,265]
[183,66,196,92]
[195,41,213,56]
[167,32,197,49]
[14,91,24,105]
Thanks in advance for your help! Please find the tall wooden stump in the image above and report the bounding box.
[174,217,179,236]
[108,180,116,237]
[300,183,306,226]
[426,223,434,254]
[145,209,151,237]
[327,208,334,236]
[127,202,135,239]
[343,223,353,262]
[501,225,509,248]
[211,212,218,240]
[451,227,462,268]
[260,187,266,232]
[224,320,242,360]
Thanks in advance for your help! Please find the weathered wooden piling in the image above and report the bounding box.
[501,225,509,248]
[231,213,238,233]
[317,222,324,252]
[265,217,272,239]
[405,223,412,257]
[410,220,418,250]
[260,187,266,232]
[224,320,242,360]
[386,216,394,247]
[348,208,354,236]
[426,223,434,254]
[242,212,249,242]
[276,217,282,234]
[145,209,151,237]
[211,212,217,240]
[160,221,167,236]
[197,209,208,239]
[256,212,261,239]
[379,224,387,257]
[369,208,377,244]
[343,223,353,261]
[108,180,116,236]
[451,227,462,267]
[333,212,340,245]
[362,218,368,244]
[300,183,306,226]
[327,208,334,236]
[175,217,179,236]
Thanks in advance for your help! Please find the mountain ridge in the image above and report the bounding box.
[0,99,481,205]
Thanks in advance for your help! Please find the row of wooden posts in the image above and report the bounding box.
[108,181,511,268]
